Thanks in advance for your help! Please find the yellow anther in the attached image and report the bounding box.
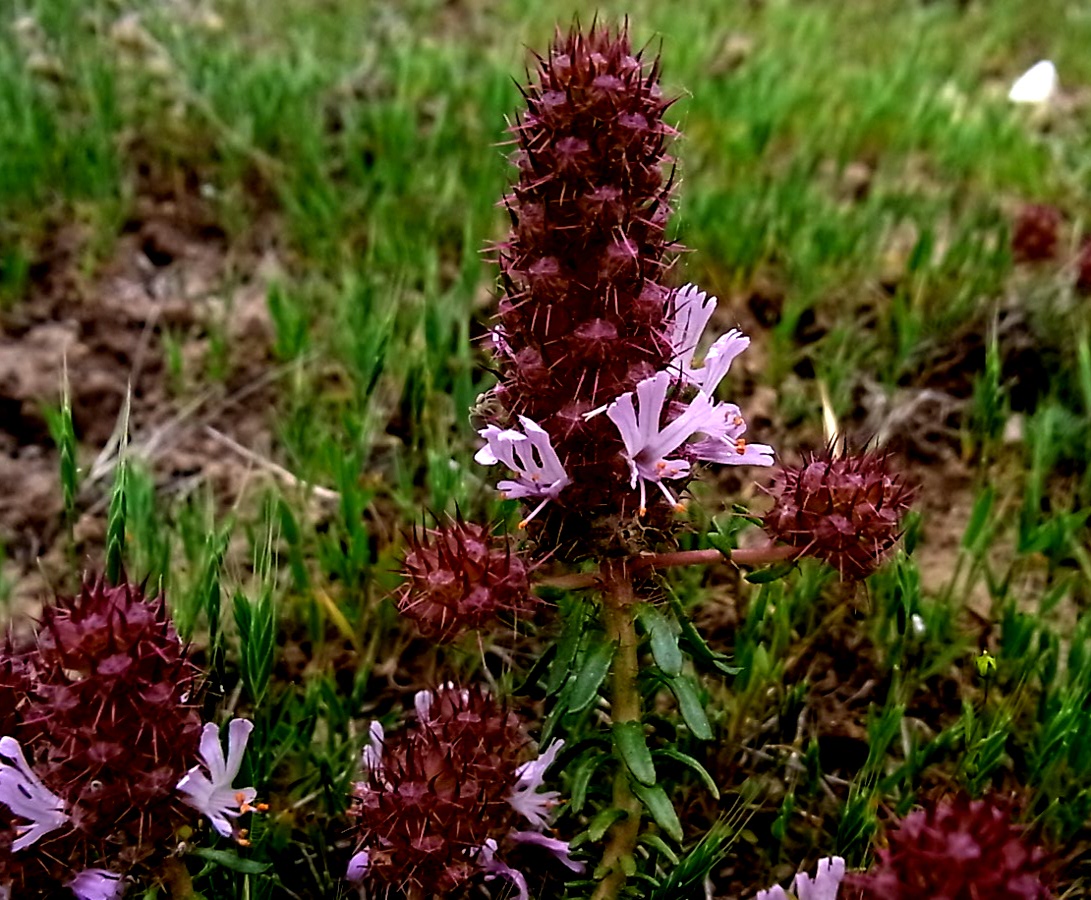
[518,520,529,530]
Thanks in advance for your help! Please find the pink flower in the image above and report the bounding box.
[687,401,775,468]
[475,417,571,527]
[507,740,563,829]
[604,372,722,513]
[756,856,847,900]
[0,736,69,851]
[668,284,717,381]
[176,719,256,838]
[68,869,125,900]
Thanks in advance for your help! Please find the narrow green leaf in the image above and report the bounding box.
[637,605,683,677]
[547,599,588,696]
[638,832,680,864]
[515,642,557,694]
[105,391,132,585]
[631,781,684,843]
[588,807,628,842]
[568,635,615,713]
[189,847,270,875]
[668,588,740,675]
[613,721,656,786]
[666,675,713,740]
[654,748,720,799]
[962,486,994,552]
[570,750,611,814]
[745,562,796,584]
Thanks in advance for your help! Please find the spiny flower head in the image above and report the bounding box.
[1076,236,1091,294]
[763,448,914,580]
[845,796,1054,899]
[486,21,682,539]
[398,517,532,642]
[348,685,580,898]
[25,578,203,837]
[0,577,256,894]
[1012,202,1062,263]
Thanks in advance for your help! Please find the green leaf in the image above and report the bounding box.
[667,588,739,676]
[654,748,720,799]
[962,486,995,552]
[637,604,683,677]
[631,780,684,843]
[588,806,629,842]
[568,635,615,713]
[105,392,132,586]
[515,642,557,694]
[666,675,713,740]
[189,847,270,875]
[570,750,611,813]
[548,599,589,696]
[745,562,796,584]
[638,832,680,864]
[613,721,656,786]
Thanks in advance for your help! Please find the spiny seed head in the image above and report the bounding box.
[4,576,202,889]
[486,21,683,542]
[1012,202,1062,263]
[398,518,532,642]
[1075,237,1091,295]
[763,448,915,580]
[351,686,530,895]
[845,795,1054,899]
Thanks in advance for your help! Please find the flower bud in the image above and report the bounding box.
[1012,203,1062,263]
[763,448,915,579]
[845,795,1054,899]
[399,518,532,642]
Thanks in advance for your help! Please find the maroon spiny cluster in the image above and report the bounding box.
[763,448,915,580]
[2,577,203,891]
[845,795,1054,899]
[1012,203,1062,263]
[398,518,532,642]
[350,686,529,895]
[1075,237,1091,294]
[488,22,681,540]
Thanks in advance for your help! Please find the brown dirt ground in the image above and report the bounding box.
[0,188,284,616]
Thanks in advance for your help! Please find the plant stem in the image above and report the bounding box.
[593,561,643,900]
[534,543,798,591]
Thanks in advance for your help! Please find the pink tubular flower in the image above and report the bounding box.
[0,736,69,851]
[756,856,846,900]
[669,285,750,394]
[669,284,717,381]
[475,417,571,527]
[604,372,705,514]
[67,869,125,900]
[507,740,564,830]
[605,371,772,514]
[176,719,257,838]
[688,401,775,468]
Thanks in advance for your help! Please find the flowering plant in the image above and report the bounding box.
[0,578,257,897]
[381,20,916,900]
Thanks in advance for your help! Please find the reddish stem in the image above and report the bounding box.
[534,543,797,591]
